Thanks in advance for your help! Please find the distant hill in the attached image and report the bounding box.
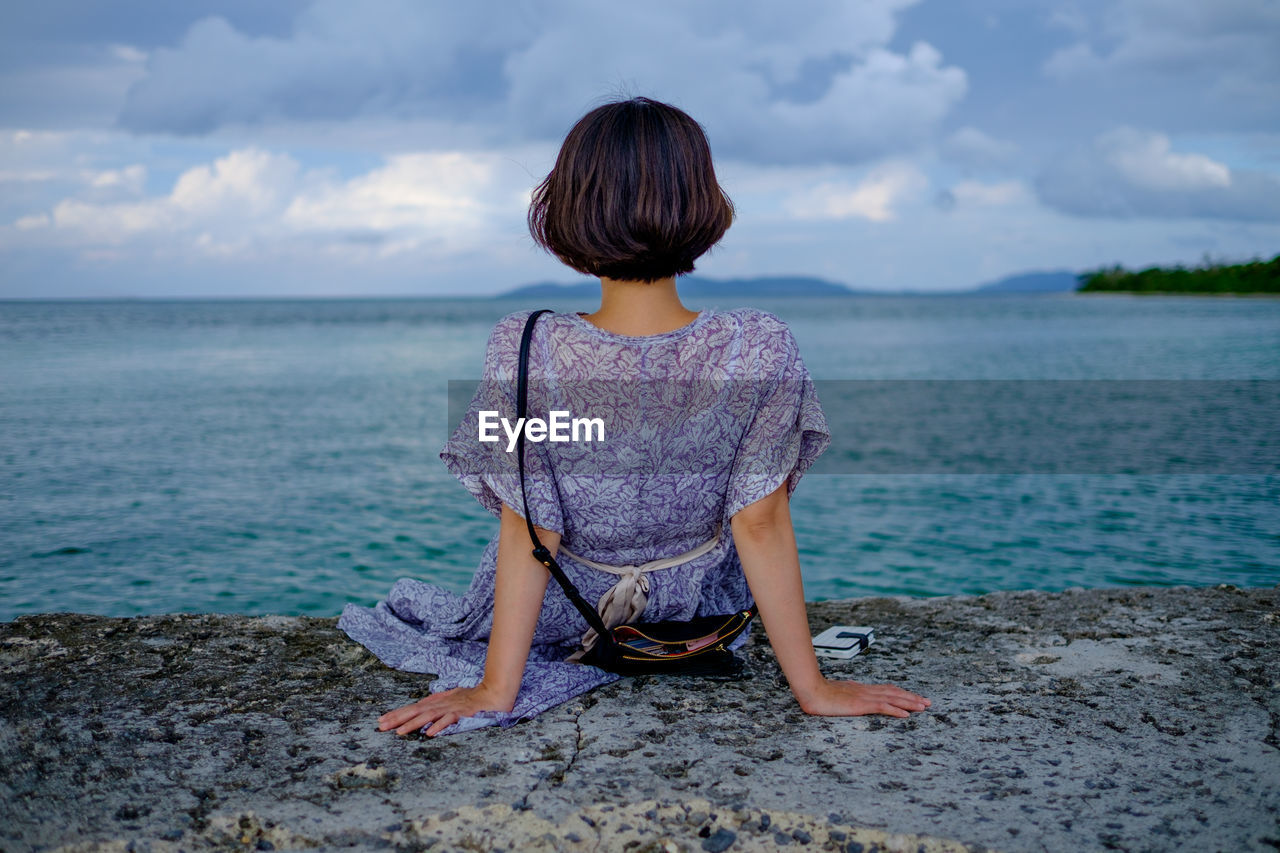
[496,270,1086,298]
[496,275,856,299]
[970,270,1080,293]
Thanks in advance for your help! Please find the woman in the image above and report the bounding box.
[338,96,931,737]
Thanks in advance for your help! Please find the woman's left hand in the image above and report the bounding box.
[377,683,515,737]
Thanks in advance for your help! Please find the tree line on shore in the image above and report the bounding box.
[1078,253,1280,293]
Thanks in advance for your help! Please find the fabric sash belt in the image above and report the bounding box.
[558,523,723,659]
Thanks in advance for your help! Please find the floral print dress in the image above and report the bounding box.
[337,306,831,735]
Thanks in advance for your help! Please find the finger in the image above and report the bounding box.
[888,689,930,707]
[380,696,428,722]
[392,702,452,735]
[378,704,425,730]
[873,684,931,705]
[426,713,459,737]
[879,703,910,718]
[379,690,455,729]
[395,709,441,736]
[378,709,413,731]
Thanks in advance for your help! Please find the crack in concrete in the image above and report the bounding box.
[514,701,588,813]
[562,702,587,786]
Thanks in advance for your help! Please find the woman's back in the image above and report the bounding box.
[443,306,831,569]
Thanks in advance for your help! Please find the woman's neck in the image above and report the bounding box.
[579,276,701,336]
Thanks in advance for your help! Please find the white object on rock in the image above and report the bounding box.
[812,625,876,659]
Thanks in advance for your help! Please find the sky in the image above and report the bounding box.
[1,0,1278,298]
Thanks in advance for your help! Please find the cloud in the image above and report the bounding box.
[14,213,51,230]
[0,129,139,187]
[1045,5,1090,36]
[0,47,147,129]
[282,152,525,252]
[41,148,297,244]
[117,7,521,136]
[784,160,928,221]
[1035,127,1280,222]
[168,148,299,215]
[1045,0,1280,74]
[1098,131,1229,192]
[87,164,146,192]
[725,41,967,165]
[1043,0,1280,128]
[0,162,147,198]
[940,126,1019,172]
[12,144,535,257]
[112,0,966,166]
[940,179,1031,209]
[0,169,63,183]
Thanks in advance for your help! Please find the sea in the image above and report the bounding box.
[2,294,1278,621]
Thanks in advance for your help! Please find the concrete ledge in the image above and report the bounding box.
[2,585,1277,852]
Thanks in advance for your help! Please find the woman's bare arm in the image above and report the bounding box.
[729,481,931,717]
[378,501,557,736]
[483,502,558,703]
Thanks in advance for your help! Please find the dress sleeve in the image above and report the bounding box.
[723,318,832,523]
[439,312,566,534]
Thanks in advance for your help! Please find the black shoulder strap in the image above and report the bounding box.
[515,309,612,639]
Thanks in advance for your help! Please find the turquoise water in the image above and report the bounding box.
[2,294,1278,620]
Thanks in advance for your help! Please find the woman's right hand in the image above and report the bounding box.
[796,678,931,718]
[377,682,516,737]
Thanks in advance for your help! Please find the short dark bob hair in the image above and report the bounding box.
[528,97,735,282]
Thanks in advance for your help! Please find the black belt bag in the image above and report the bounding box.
[513,309,757,677]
